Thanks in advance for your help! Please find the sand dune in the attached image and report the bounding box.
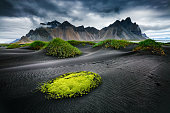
[0,46,170,113]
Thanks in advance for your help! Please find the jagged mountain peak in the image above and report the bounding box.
[59,21,74,28]
[110,20,121,27]
[77,25,84,29]
[75,25,85,32]
[61,21,73,26]
[47,20,61,25]
[20,17,148,42]
[85,27,99,34]
[40,20,61,28]
[124,17,132,22]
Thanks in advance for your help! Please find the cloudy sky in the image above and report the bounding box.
[0,0,170,43]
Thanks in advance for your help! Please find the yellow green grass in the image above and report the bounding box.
[93,39,132,49]
[133,39,165,55]
[39,71,102,99]
[45,38,82,58]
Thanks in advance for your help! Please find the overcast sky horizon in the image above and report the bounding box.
[0,0,170,43]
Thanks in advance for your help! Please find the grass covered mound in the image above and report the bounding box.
[0,44,10,47]
[7,43,21,49]
[67,40,96,46]
[30,41,48,50]
[163,42,170,46]
[39,71,102,99]
[21,43,31,47]
[93,39,132,49]
[45,38,82,58]
[133,39,165,55]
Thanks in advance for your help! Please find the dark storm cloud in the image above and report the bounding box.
[1,0,170,17]
[80,0,170,14]
[0,0,69,17]
[0,0,19,16]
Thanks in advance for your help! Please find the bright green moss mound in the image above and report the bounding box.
[93,39,132,49]
[133,39,165,55]
[30,41,48,50]
[67,40,96,46]
[7,43,21,49]
[45,38,82,58]
[39,71,102,99]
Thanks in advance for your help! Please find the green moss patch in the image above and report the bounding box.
[7,43,21,49]
[67,40,96,46]
[163,42,170,46]
[0,44,10,47]
[39,71,102,99]
[45,38,82,58]
[133,39,165,55]
[20,43,31,47]
[30,41,48,50]
[93,39,132,49]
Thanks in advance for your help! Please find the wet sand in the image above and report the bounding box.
[0,46,170,113]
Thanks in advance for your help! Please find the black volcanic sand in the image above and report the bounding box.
[0,45,170,113]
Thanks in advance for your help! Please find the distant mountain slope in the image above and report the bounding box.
[11,39,20,43]
[19,17,148,42]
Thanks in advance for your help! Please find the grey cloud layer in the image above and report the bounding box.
[1,0,170,18]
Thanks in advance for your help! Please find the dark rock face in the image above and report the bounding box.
[98,17,146,40]
[75,26,85,32]
[25,28,53,41]
[60,21,74,28]
[20,17,148,42]
[85,27,99,34]
[41,20,61,28]
[121,17,142,36]
[142,33,149,39]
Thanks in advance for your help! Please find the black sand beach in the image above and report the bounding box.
[0,46,170,113]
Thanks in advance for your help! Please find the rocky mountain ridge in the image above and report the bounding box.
[19,17,148,42]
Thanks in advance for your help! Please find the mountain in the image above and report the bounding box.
[40,20,61,28]
[11,39,20,43]
[19,17,148,42]
[99,17,146,40]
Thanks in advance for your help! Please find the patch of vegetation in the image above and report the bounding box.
[39,71,102,99]
[163,42,170,46]
[20,43,31,47]
[7,43,21,49]
[133,39,165,55]
[45,38,82,58]
[0,44,10,47]
[30,41,48,50]
[67,40,96,46]
[93,39,133,49]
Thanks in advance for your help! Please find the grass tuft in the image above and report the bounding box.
[163,42,170,46]
[45,38,82,58]
[30,41,48,50]
[7,43,21,49]
[20,43,31,47]
[93,39,132,49]
[133,39,165,55]
[0,44,10,47]
[39,71,102,99]
[67,40,96,46]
